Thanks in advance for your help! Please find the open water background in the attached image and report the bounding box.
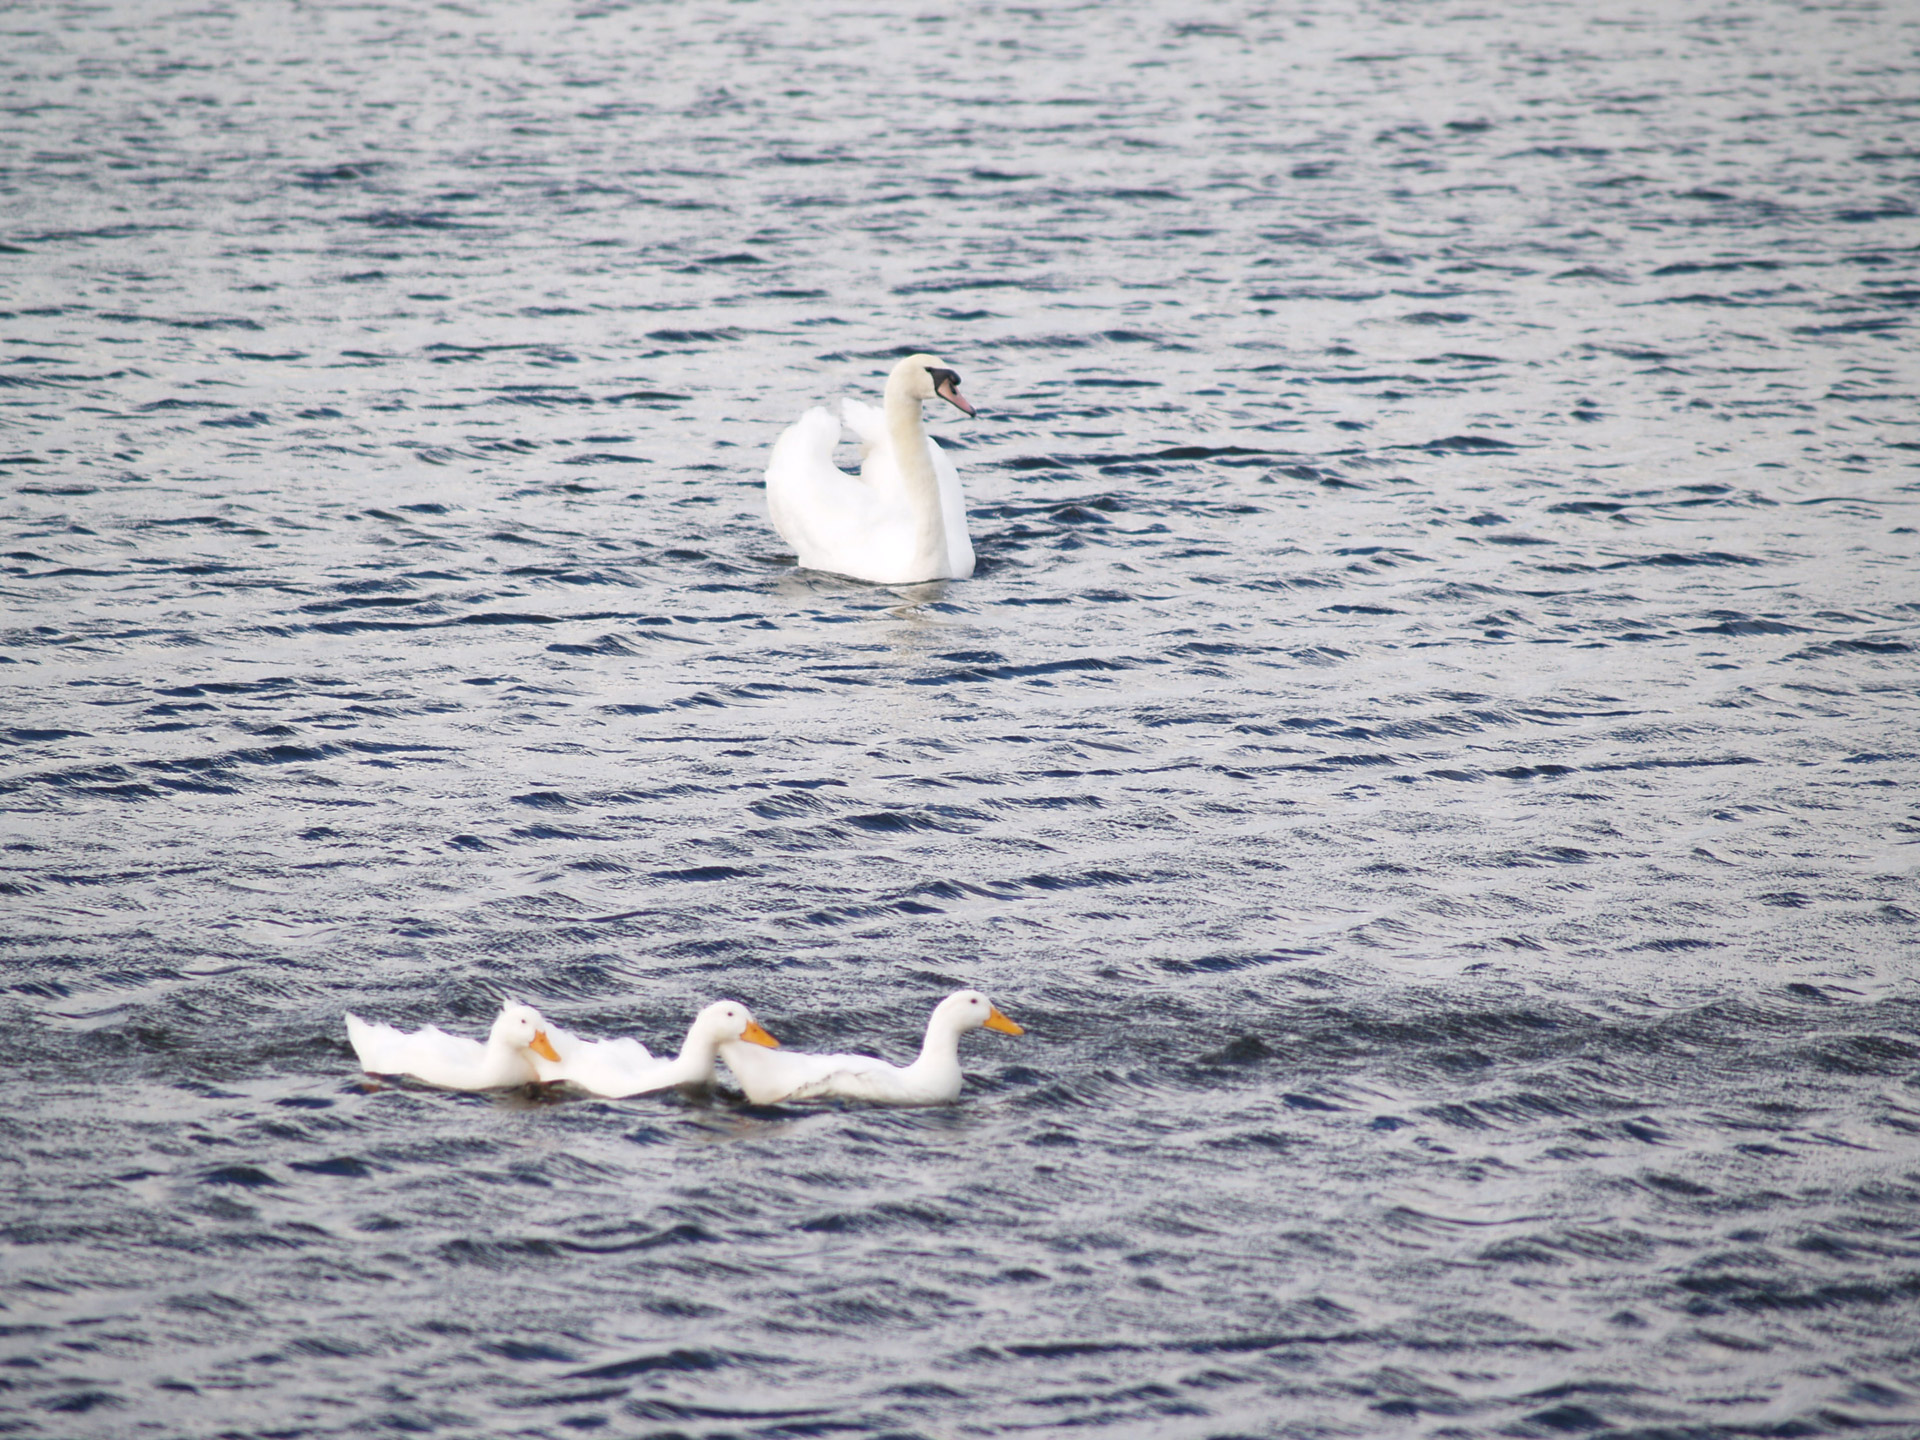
[3,0,1919,1436]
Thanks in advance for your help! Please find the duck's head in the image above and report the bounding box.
[892,353,975,417]
[491,1002,562,1063]
[692,999,780,1050]
[934,989,1024,1036]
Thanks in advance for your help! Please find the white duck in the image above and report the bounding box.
[764,353,977,584]
[531,1000,780,1098]
[719,990,1023,1107]
[344,1001,562,1091]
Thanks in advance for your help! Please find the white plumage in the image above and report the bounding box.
[719,990,1023,1107]
[344,1001,561,1091]
[765,353,976,584]
[529,1000,779,1098]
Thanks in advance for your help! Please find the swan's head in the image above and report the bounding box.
[490,1002,562,1063]
[933,989,1024,1036]
[691,1000,780,1049]
[892,353,975,417]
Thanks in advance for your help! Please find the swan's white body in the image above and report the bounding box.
[765,354,976,584]
[530,1000,779,1098]
[719,990,1022,1107]
[345,1002,562,1091]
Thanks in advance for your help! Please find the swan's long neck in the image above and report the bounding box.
[884,371,948,574]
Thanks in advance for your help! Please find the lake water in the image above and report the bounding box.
[3,0,1919,1436]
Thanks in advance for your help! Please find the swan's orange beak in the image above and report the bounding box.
[935,374,975,417]
[984,1007,1024,1036]
[531,1030,561,1063]
[741,1020,780,1049]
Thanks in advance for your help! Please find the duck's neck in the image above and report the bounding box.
[912,1018,963,1074]
[485,1039,533,1086]
[667,1027,719,1086]
[883,371,948,571]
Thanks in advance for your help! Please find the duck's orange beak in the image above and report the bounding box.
[531,1030,561,1063]
[984,1006,1024,1036]
[741,1020,780,1048]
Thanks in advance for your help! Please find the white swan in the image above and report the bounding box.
[530,1000,779,1098]
[765,353,976,584]
[719,990,1023,1106]
[345,1001,562,1091]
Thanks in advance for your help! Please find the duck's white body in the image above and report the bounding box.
[765,354,976,584]
[345,1002,561,1091]
[530,1001,779,1098]
[720,990,1022,1107]
[528,1025,655,1095]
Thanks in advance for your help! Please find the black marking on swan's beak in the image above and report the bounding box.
[927,366,976,417]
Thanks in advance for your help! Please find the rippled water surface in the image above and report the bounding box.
[4,0,1920,1435]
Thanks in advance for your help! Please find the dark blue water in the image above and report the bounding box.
[4,1,1919,1435]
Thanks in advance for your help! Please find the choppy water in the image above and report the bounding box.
[4,0,1920,1435]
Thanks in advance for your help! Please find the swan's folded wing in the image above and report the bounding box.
[766,407,891,571]
[769,405,840,469]
[345,1014,483,1082]
[839,397,886,459]
[720,1042,885,1105]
